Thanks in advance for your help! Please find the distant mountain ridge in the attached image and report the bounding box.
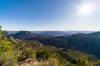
[8,31,44,39]
[37,31,93,36]
[8,31,94,37]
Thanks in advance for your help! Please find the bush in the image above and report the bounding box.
[0,40,19,66]
[18,47,36,62]
[36,48,50,61]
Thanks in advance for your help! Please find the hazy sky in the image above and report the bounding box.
[0,0,100,31]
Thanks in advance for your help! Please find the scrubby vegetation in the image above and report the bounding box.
[0,27,100,66]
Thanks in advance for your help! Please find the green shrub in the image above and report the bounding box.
[0,40,19,66]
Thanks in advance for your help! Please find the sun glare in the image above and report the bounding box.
[77,3,95,16]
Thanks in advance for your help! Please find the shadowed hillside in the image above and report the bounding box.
[8,31,100,59]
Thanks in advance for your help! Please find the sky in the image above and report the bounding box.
[0,0,100,31]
